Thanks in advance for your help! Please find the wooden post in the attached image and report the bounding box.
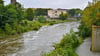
[92,25,95,51]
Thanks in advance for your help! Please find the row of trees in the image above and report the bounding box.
[25,8,83,21]
[59,13,68,20]
[25,8,52,21]
[78,1,100,38]
[0,1,24,29]
[0,0,68,35]
[59,9,82,20]
[68,9,82,17]
[0,0,83,35]
[35,8,52,16]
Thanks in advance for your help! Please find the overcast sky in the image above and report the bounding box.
[4,0,92,10]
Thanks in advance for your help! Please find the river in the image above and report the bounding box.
[0,22,80,56]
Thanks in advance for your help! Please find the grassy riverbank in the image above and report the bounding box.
[42,30,83,56]
[0,19,77,37]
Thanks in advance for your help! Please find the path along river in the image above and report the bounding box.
[0,22,80,56]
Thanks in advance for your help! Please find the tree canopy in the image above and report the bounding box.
[60,13,68,20]
[78,1,100,37]
[35,8,52,16]
[68,9,82,17]
[0,0,4,5]
[26,8,34,21]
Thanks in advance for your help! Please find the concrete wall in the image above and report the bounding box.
[92,26,100,51]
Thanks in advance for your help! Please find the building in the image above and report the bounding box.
[48,9,68,18]
[11,0,16,4]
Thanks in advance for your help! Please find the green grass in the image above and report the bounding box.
[46,19,78,25]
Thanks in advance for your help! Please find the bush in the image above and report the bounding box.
[78,22,91,38]
[37,16,47,23]
[43,30,82,56]
[60,13,68,20]
[48,21,57,25]
[32,21,42,30]
[4,23,13,34]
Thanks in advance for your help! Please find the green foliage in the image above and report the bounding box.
[0,4,6,28]
[0,2,37,35]
[48,21,57,25]
[82,1,100,26]
[78,1,100,37]
[21,20,42,31]
[43,30,82,56]
[37,16,47,23]
[59,13,68,20]
[0,0,4,5]
[0,0,77,36]
[0,3,25,29]
[68,9,82,17]
[26,8,34,21]
[35,8,52,16]
[78,22,91,38]
[4,23,12,34]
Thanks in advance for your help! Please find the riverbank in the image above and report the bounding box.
[0,21,80,56]
[42,30,82,56]
[0,19,77,37]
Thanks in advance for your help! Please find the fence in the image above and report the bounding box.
[92,25,100,51]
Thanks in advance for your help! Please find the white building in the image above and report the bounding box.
[48,9,68,18]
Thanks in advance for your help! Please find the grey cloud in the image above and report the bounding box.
[4,0,92,9]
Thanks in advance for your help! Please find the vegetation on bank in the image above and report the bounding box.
[78,1,100,38]
[0,0,78,36]
[68,9,82,18]
[59,13,68,20]
[42,30,82,56]
[42,1,100,56]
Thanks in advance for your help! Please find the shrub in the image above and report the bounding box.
[43,30,82,56]
[4,23,13,34]
[32,21,42,30]
[78,22,91,38]
[37,16,47,23]
[60,13,68,20]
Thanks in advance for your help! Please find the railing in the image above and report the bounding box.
[92,25,100,51]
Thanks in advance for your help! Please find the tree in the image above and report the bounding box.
[15,2,25,21]
[0,0,5,29]
[68,9,82,17]
[0,1,26,35]
[82,1,100,27]
[35,8,52,16]
[60,13,68,20]
[68,9,76,17]
[0,0,4,5]
[26,8,34,21]
[0,4,5,29]
[78,1,100,37]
